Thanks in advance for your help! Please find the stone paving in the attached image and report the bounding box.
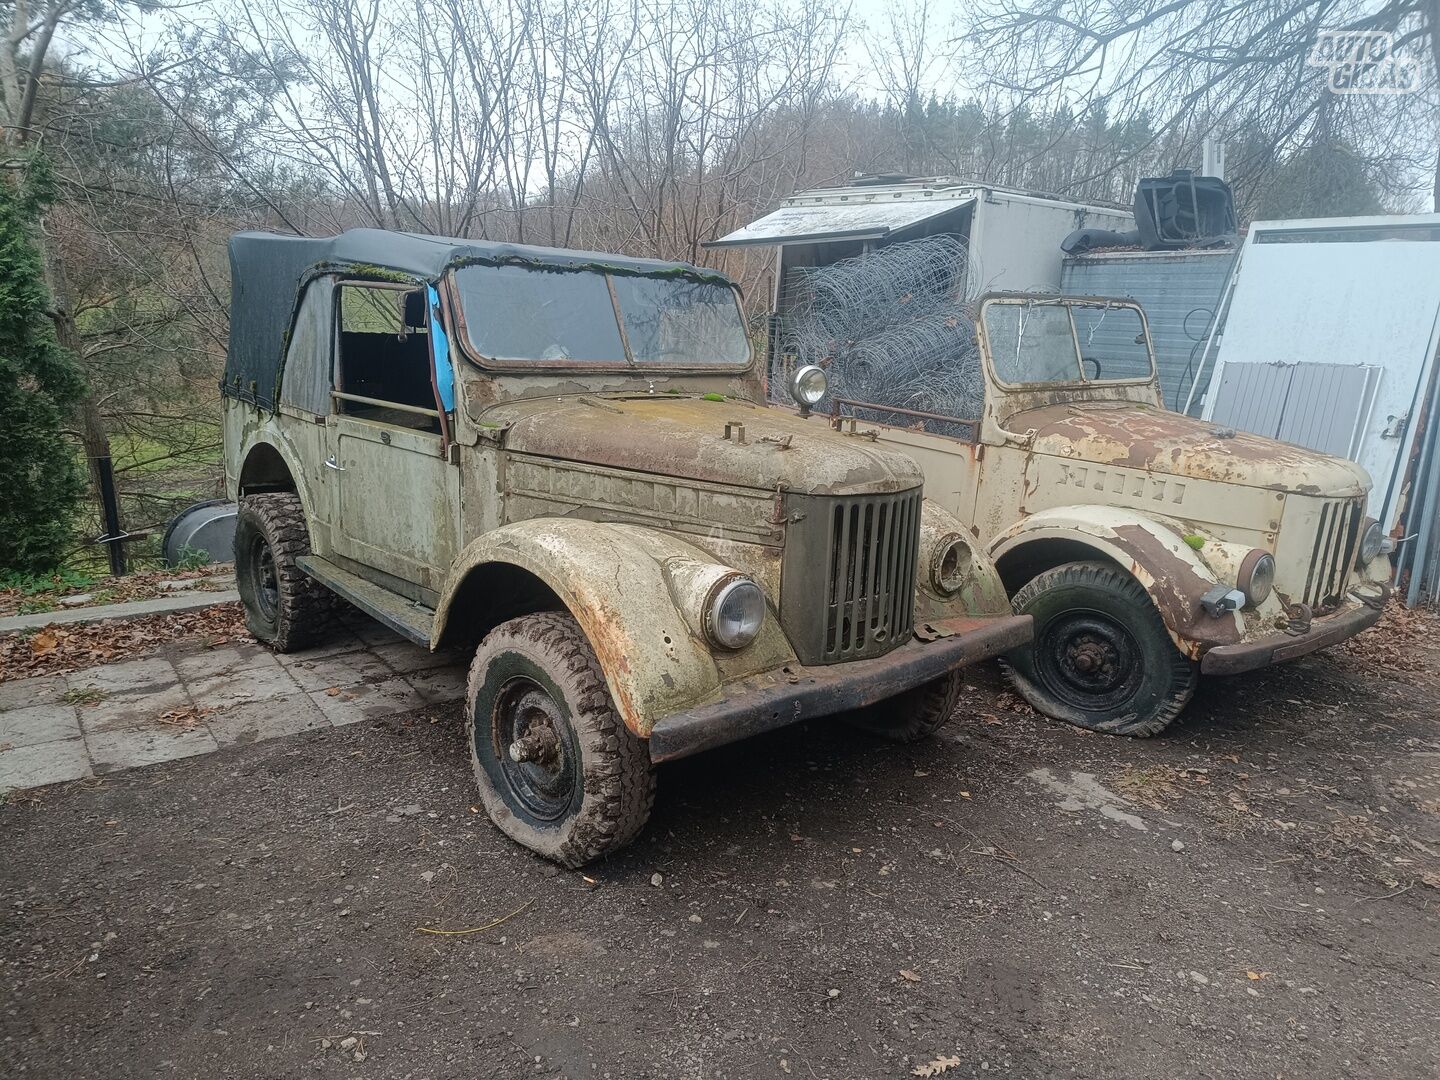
[0,618,467,795]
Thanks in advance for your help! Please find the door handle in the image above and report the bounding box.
[324,455,345,472]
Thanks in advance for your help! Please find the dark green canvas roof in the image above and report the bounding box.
[223,228,727,410]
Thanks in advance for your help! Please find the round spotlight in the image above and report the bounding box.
[789,364,828,408]
[705,578,765,651]
[1238,549,1276,607]
[1357,519,1385,567]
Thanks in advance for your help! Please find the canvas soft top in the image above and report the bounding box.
[223,228,726,410]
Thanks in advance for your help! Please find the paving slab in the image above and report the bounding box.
[270,632,367,663]
[373,641,460,674]
[0,703,82,749]
[67,657,180,695]
[205,693,330,747]
[0,676,67,711]
[308,677,428,726]
[0,590,240,634]
[284,649,395,692]
[86,723,220,774]
[73,683,193,734]
[185,661,302,707]
[404,666,468,705]
[0,738,92,793]
[172,642,280,682]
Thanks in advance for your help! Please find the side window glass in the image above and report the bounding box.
[335,284,439,431]
[278,278,334,415]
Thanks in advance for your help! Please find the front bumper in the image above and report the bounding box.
[1199,588,1388,676]
[647,613,1033,762]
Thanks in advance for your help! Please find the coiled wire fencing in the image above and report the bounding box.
[771,235,986,438]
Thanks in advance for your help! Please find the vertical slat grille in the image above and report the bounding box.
[1302,497,1362,609]
[781,488,922,665]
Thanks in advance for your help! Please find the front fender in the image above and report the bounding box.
[990,505,1242,651]
[433,519,795,739]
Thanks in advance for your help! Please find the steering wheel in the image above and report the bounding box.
[1081,356,1103,380]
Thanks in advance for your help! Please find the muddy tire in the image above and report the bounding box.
[1003,560,1196,737]
[234,493,335,652]
[842,670,965,742]
[466,612,656,867]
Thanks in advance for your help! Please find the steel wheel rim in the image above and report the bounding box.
[249,534,279,622]
[492,676,577,821]
[1036,609,1143,712]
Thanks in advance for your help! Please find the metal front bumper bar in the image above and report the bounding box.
[1199,590,1387,676]
[647,614,1033,763]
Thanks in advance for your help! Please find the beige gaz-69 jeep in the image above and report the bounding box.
[220,230,1031,865]
[827,294,1392,737]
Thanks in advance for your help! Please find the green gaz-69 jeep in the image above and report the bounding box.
[220,230,1031,865]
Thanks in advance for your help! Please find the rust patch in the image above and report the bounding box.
[1010,401,1369,496]
[1112,524,1242,646]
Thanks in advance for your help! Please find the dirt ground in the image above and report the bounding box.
[2,620,1439,1079]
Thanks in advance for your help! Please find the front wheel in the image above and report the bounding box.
[466,612,655,867]
[1003,561,1196,737]
[842,670,965,742]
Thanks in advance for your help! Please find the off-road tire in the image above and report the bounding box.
[233,493,336,653]
[466,612,656,867]
[1003,560,1196,737]
[842,671,965,742]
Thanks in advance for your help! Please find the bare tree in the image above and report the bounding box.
[967,0,1438,206]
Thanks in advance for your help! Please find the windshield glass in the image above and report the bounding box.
[453,264,749,368]
[985,300,1154,385]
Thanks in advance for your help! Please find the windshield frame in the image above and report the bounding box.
[443,263,754,374]
[980,294,1158,391]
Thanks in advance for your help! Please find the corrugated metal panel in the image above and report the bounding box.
[1061,250,1237,412]
[1207,362,1291,437]
[710,197,975,248]
[1277,364,1380,459]
[1207,361,1380,460]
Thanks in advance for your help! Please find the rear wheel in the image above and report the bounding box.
[466,613,655,867]
[234,493,335,652]
[842,670,965,742]
[1004,560,1196,737]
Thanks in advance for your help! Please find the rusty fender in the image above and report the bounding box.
[432,519,797,739]
[989,505,1242,656]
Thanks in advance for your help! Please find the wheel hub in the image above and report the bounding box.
[1039,612,1142,711]
[492,680,577,820]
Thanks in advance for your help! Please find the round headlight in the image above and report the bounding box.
[789,364,828,407]
[931,534,972,596]
[1237,549,1275,607]
[705,577,765,650]
[1357,519,1385,566]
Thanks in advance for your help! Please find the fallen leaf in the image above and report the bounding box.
[959,791,971,799]
[913,1055,962,1077]
[900,969,922,983]
[30,630,58,656]
[1245,970,1271,980]
[325,686,342,696]
[1422,871,1440,890]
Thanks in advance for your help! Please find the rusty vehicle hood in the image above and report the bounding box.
[487,395,923,494]
[1008,401,1370,497]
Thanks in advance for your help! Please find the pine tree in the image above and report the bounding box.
[0,155,87,574]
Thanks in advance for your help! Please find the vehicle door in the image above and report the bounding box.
[326,280,460,599]
[276,274,339,550]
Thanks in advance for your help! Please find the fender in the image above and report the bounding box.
[990,505,1242,652]
[433,519,796,739]
[225,402,322,520]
